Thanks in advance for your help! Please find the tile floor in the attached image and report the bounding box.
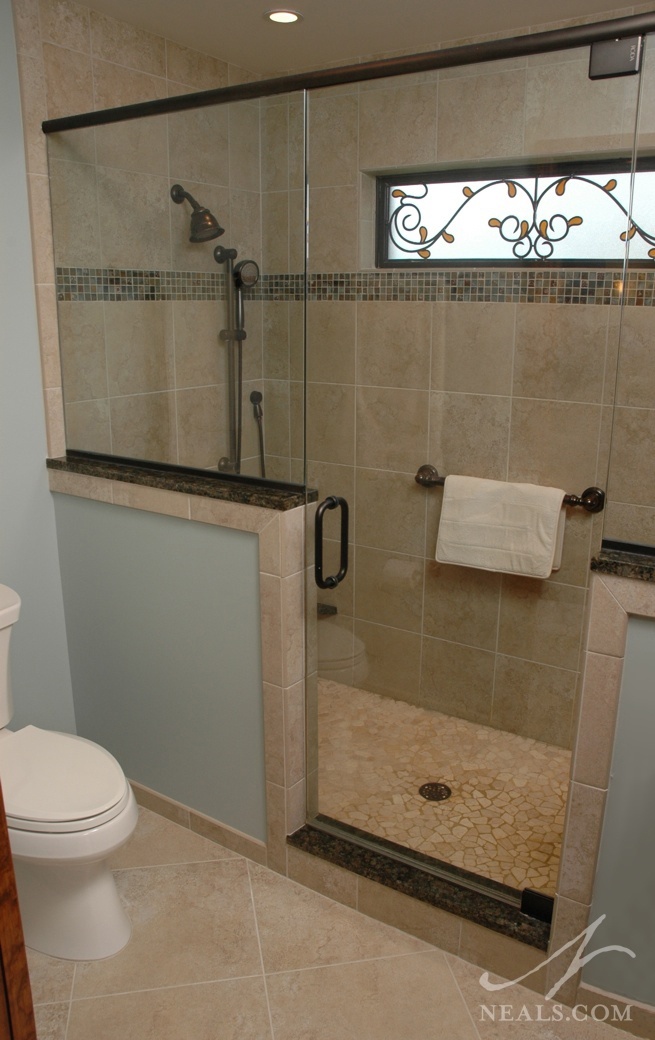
[318,680,571,892]
[28,805,630,1040]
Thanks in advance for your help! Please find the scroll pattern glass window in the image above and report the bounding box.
[377,161,655,267]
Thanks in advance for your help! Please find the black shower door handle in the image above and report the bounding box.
[314,496,349,589]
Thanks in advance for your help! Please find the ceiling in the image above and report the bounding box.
[81,0,635,76]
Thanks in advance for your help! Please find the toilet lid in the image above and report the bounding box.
[0,726,127,824]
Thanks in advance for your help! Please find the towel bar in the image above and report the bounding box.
[414,465,605,513]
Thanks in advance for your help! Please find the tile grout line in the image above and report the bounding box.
[245,860,277,1040]
[444,953,484,1040]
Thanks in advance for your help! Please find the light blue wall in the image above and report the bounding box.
[583,616,655,1006]
[53,495,267,841]
[0,0,76,733]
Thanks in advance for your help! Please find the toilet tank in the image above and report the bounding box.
[0,585,21,729]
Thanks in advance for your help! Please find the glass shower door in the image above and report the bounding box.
[304,38,645,897]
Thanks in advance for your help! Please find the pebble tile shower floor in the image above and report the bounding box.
[28,806,629,1040]
[318,680,571,893]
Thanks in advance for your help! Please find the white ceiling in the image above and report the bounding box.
[82,0,637,76]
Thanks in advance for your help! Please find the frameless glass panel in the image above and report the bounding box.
[305,38,643,899]
[48,92,306,486]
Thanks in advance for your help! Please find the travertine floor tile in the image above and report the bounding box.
[25,808,635,1040]
[248,860,429,973]
[266,951,479,1040]
[448,955,630,1039]
[66,978,273,1040]
[318,679,570,892]
[73,859,262,997]
[109,805,240,869]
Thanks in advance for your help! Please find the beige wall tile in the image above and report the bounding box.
[508,398,602,492]
[358,83,437,169]
[513,304,608,404]
[586,575,628,658]
[259,573,283,687]
[173,301,225,389]
[92,59,167,109]
[356,386,429,472]
[492,655,577,748]
[357,301,431,389]
[430,391,510,482]
[167,106,229,186]
[423,561,501,651]
[165,40,228,91]
[354,468,426,556]
[12,0,41,56]
[176,384,230,468]
[49,158,100,267]
[263,682,285,787]
[97,168,171,270]
[498,578,586,671]
[524,56,638,155]
[110,391,176,463]
[307,382,355,466]
[57,302,106,401]
[39,0,89,50]
[307,185,358,271]
[354,546,424,632]
[457,925,546,994]
[95,115,168,175]
[16,52,48,175]
[420,635,495,723]
[260,102,289,193]
[573,651,623,788]
[287,846,358,907]
[355,620,422,702]
[431,302,515,396]
[110,482,190,519]
[558,781,606,904]
[437,67,526,160]
[357,877,461,953]
[43,43,92,118]
[105,301,174,396]
[89,10,165,75]
[64,398,111,453]
[49,469,113,502]
[307,92,359,187]
[306,301,356,384]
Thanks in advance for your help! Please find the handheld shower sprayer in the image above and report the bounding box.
[170,183,224,243]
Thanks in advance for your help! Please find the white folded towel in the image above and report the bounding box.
[435,475,567,578]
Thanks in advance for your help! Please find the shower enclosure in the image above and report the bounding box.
[45,12,655,914]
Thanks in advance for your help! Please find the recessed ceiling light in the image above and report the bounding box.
[266,9,302,23]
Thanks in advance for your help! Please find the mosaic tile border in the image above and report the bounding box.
[56,266,655,305]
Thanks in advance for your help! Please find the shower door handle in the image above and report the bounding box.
[314,496,349,589]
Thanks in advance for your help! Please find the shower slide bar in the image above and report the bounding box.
[414,464,605,513]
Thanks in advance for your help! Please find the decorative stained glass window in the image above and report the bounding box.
[376,159,655,267]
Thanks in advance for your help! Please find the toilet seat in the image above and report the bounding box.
[0,725,129,833]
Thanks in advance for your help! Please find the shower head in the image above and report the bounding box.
[234,259,260,290]
[170,183,224,243]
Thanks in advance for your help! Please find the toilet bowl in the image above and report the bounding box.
[0,585,138,960]
[318,618,369,686]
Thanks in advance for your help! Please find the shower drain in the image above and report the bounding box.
[418,782,452,802]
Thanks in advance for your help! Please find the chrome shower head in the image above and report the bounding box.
[170,183,225,243]
[234,259,260,290]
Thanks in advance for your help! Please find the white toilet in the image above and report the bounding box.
[318,618,369,686]
[0,584,138,961]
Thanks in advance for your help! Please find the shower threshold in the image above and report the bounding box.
[288,815,551,950]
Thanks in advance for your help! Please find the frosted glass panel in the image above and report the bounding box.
[583,616,655,1006]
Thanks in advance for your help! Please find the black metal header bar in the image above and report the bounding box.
[42,12,655,134]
